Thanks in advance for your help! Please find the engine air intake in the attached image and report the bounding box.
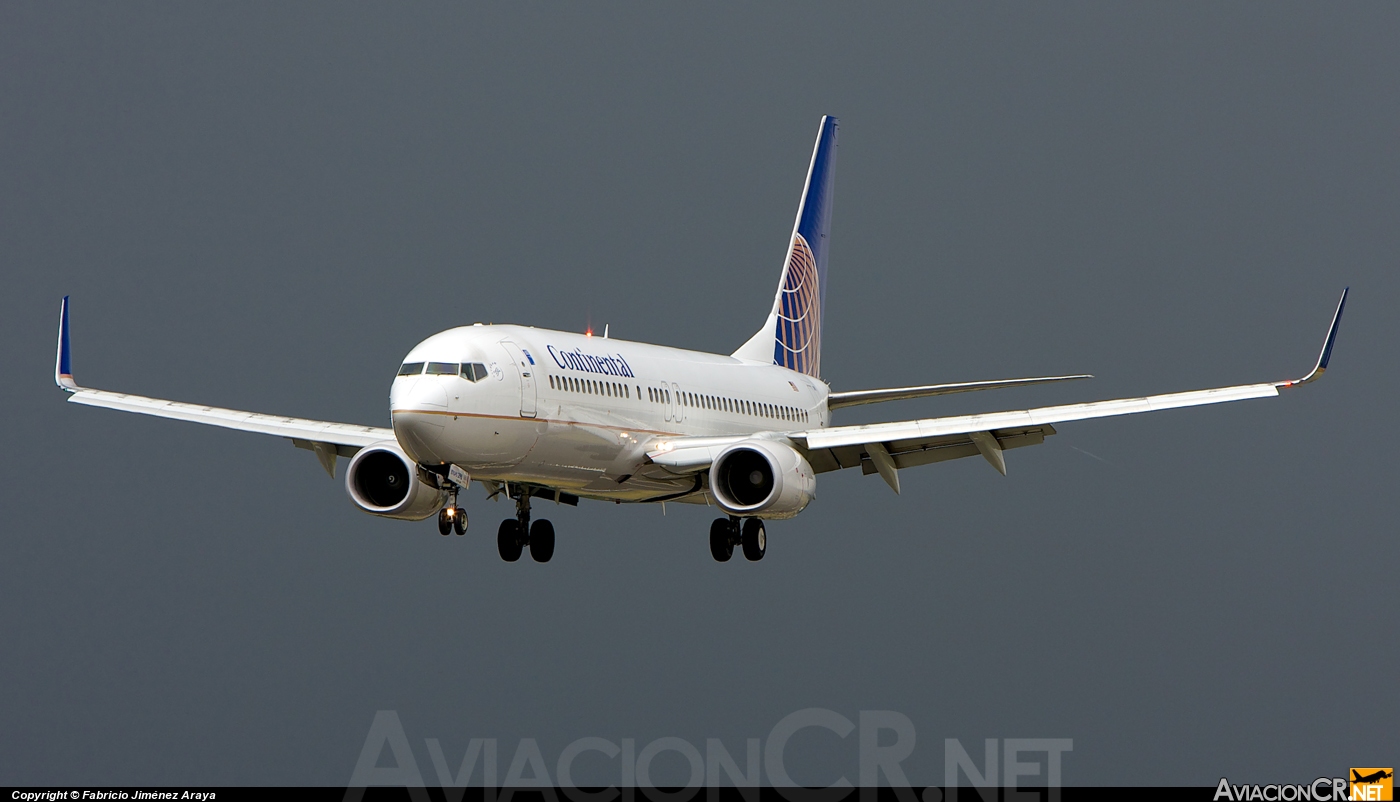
[344,442,447,521]
[710,439,815,519]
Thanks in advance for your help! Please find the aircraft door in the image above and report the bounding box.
[499,340,538,418]
[671,382,684,424]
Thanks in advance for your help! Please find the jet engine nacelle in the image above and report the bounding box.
[710,439,815,519]
[345,442,447,521]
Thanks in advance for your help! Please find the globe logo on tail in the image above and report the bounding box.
[774,234,822,378]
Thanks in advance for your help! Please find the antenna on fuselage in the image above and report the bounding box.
[604,324,609,339]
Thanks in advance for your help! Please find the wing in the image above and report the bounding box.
[796,289,1348,492]
[645,290,1347,493]
[54,297,393,476]
[827,373,1093,410]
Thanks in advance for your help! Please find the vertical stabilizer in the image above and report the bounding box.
[732,116,838,378]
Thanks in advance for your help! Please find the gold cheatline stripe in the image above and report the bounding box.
[392,408,683,437]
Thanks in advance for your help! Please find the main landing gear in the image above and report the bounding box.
[710,516,765,562]
[438,486,467,536]
[498,490,555,563]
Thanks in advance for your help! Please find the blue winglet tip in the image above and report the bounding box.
[1317,286,1348,371]
[55,295,76,390]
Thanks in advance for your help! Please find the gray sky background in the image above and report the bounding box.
[2,2,1397,787]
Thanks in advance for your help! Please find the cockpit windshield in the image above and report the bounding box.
[407,361,490,381]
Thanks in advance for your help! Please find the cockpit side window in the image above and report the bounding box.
[398,362,425,376]
[425,362,459,375]
[462,363,489,382]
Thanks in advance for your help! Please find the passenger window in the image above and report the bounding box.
[398,362,425,376]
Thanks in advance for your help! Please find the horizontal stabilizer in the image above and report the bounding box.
[828,374,1092,410]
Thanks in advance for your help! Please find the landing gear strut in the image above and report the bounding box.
[498,489,554,563]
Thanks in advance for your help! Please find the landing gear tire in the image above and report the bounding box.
[741,518,766,561]
[709,518,734,562]
[452,508,467,535]
[437,508,453,536]
[529,520,555,563]
[497,519,523,562]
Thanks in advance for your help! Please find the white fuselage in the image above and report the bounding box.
[390,325,830,503]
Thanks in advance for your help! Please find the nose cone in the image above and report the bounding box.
[391,377,449,464]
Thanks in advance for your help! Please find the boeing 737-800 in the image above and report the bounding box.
[54,116,1347,563]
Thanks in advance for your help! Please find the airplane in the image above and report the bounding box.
[54,116,1349,564]
[1353,770,1393,785]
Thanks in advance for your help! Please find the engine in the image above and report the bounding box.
[344,442,448,521]
[710,440,816,519]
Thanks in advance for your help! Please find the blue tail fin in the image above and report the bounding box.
[733,116,839,378]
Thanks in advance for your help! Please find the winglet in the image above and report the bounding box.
[55,296,78,391]
[1278,287,1348,389]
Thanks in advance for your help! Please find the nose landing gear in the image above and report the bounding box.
[437,487,467,536]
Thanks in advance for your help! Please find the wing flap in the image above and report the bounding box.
[815,424,1055,476]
